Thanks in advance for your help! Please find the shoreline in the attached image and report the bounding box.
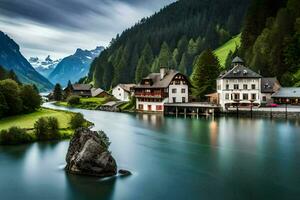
[48,101,300,120]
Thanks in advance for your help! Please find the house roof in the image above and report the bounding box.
[118,84,136,92]
[232,56,244,63]
[72,84,92,91]
[220,65,262,79]
[91,88,106,97]
[135,70,186,89]
[261,77,279,93]
[272,88,300,98]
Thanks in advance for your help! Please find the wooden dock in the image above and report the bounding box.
[164,102,221,117]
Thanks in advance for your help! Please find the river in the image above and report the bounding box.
[1,102,300,200]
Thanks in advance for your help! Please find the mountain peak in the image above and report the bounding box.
[45,55,52,62]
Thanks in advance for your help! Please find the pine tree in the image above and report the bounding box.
[135,43,153,83]
[158,42,172,68]
[53,83,63,101]
[179,53,188,75]
[191,49,220,100]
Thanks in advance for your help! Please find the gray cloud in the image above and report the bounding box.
[0,0,175,59]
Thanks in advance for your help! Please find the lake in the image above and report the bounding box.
[0,103,300,200]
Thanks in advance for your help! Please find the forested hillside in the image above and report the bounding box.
[88,0,251,89]
[240,0,300,86]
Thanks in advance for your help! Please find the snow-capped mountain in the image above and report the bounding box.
[0,31,53,91]
[29,55,61,78]
[48,46,104,86]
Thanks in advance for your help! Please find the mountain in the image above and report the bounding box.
[0,31,53,91]
[87,0,251,90]
[29,55,61,78]
[48,46,104,86]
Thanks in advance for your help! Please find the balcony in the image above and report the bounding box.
[135,92,163,98]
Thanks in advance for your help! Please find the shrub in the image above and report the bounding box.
[34,117,61,140]
[0,127,33,145]
[47,117,60,138]
[69,113,85,129]
[67,95,81,105]
[34,117,48,140]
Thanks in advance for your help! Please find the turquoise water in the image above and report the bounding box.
[0,103,300,199]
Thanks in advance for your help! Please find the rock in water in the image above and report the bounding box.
[65,128,117,177]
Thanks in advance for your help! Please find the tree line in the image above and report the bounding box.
[240,0,300,86]
[87,0,250,90]
[0,66,41,118]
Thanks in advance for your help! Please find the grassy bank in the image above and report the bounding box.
[55,97,114,110]
[0,108,92,145]
[0,108,72,130]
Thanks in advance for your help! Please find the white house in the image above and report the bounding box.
[217,57,279,110]
[112,84,136,101]
[133,68,190,112]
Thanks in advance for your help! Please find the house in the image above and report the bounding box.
[216,57,279,110]
[260,77,281,104]
[272,88,300,105]
[66,84,93,97]
[64,84,109,98]
[112,84,136,101]
[133,67,190,112]
[91,88,111,98]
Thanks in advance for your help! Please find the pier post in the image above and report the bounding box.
[176,107,178,118]
[184,108,187,118]
[196,108,199,119]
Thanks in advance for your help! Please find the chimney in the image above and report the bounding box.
[160,66,167,80]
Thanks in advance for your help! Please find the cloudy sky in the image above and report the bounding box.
[0,0,175,60]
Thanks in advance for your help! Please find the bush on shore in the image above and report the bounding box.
[69,113,86,129]
[67,95,81,105]
[0,127,34,145]
[34,117,60,140]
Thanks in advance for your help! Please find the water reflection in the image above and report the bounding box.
[1,103,300,199]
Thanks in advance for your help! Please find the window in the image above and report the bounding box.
[181,88,186,93]
[156,105,163,111]
[251,84,256,89]
[182,97,186,103]
[251,94,256,100]
[243,84,248,90]
[263,96,267,102]
[147,105,152,111]
[226,84,229,90]
[243,94,248,100]
[119,93,121,96]
[233,93,240,100]
[173,97,176,103]
[172,89,177,93]
[138,104,143,110]
[225,93,229,100]
[217,85,221,90]
[118,88,120,91]
[175,80,181,85]
[234,84,239,90]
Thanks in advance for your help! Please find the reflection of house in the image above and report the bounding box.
[133,67,190,112]
[272,88,300,105]
[216,57,279,110]
[64,84,110,98]
[112,84,136,101]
